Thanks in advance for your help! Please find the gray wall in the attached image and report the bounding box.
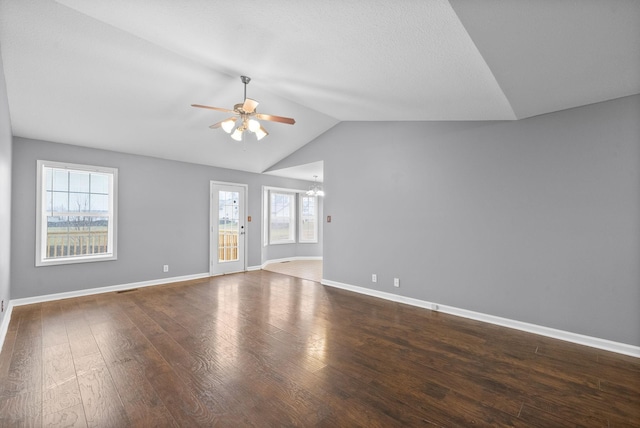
[0,46,11,326]
[272,95,640,346]
[262,238,323,264]
[11,138,321,299]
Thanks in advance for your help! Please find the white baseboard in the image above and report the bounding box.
[0,303,14,355]
[11,273,211,307]
[321,279,640,358]
[249,256,323,272]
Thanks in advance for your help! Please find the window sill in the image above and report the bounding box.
[268,241,296,246]
[36,254,117,267]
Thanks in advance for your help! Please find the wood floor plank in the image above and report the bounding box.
[88,313,180,426]
[518,401,608,427]
[67,332,101,363]
[0,391,43,427]
[0,306,43,425]
[0,270,639,426]
[76,365,130,427]
[142,368,218,426]
[41,302,69,349]
[102,356,180,427]
[42,403,87,428]
[42,378,82,416]
[43,343,75,389]
[524,357,638,423]
[42,337,81,418]
[120,299,236,425]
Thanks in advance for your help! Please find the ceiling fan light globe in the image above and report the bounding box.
[248,119,260,132]
[231,128,243,141]
[255,126,268,140]
[221,119,235,133]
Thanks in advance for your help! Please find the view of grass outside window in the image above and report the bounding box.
[37,161,117,266]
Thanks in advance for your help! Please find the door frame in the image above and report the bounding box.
[210,181,248,276]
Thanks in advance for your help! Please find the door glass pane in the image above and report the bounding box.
[218,191,239,262]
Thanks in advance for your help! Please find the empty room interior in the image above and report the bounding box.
[1,1,639,426]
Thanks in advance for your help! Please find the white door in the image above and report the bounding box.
[210,182,247,275]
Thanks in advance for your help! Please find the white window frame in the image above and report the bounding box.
[36,160,118,266]
[298,194,319,243]
[268,189,297,245]
[262,187,269,247]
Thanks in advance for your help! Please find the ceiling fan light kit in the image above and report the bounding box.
[192,75,294,142]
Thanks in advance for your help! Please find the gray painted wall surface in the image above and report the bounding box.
[274,95,640,346]
[261,239,323,264]
[0,47,11,326]
[11,138,321,299]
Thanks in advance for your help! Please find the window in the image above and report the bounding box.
[299,195,318,243]
[36,160,118,266]
[269,191,296,244]
[263,187,320,246]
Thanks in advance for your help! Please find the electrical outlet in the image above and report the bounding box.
[163,265,169,273]
[372,274,377,283]
[394,278,400,288]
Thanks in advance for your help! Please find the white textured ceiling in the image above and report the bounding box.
[0,0,638,177]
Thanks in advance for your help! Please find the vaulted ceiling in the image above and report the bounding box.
[1,0,638,176]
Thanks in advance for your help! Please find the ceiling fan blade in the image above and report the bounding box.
[191,104,236,114]
[242,98,259,113]
[255,113,296,125]
[209,117,236,129]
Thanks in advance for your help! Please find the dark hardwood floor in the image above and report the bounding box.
[0,271,638,427]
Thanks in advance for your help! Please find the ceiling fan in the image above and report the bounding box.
[191,76,295,141]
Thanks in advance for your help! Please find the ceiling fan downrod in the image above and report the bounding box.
[241,75,251,100]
